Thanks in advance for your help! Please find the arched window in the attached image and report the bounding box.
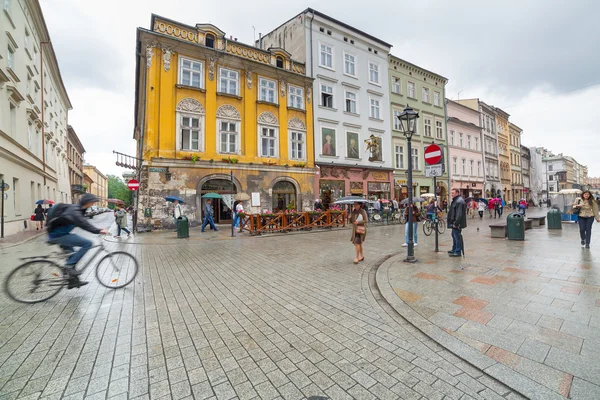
[205,33,215,48]
[276,56,284,69]
[272,181,297,212]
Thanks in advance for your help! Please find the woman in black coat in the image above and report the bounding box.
[33,204,45,230]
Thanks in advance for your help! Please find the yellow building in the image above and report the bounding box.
[134,15,315,228]
[508,122,523,203]
[494,107,511,201]
[83,165,108,207]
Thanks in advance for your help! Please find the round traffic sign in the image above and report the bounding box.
[127,179,140,191]
[424,144,443,165]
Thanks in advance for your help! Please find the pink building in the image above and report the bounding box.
[446,100,485,198]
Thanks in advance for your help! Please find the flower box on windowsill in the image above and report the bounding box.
[263,161,277,166]
[292,163,307,168]
[221,157,239,164]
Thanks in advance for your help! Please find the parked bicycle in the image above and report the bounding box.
[423,213,446,236]
[4,236,138,303]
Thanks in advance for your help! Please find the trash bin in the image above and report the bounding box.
[506,213,525,240]
[547,209,562,230]
[177,216,189,238]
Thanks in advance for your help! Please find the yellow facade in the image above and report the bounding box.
[134,15,316,228]
[495,108,511,200]
[83,165,108,207]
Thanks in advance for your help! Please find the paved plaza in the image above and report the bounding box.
[0,209,596,399]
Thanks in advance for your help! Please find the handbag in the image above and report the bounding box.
[355,225,366,234]
[573,199,581,215]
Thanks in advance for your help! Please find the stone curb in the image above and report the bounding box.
[374,253,565,400]
[0,230,46,249]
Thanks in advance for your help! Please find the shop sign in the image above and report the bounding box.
[395,179,407,186]
[149,167,167,173]
[368,182,391,192]
[371,171,388,181]
[350,182,363,194]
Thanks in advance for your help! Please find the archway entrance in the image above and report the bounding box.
[201,179,237,224]
[272,181,297,212]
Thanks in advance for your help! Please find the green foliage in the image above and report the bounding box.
[107,175,132,207]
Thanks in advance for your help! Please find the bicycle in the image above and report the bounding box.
[4,235,138,303]
[422,214,446,236]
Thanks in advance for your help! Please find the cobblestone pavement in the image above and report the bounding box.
[379,208,600,399]
[0,213,526,399]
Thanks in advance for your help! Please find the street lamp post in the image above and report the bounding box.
[397,104,419,263]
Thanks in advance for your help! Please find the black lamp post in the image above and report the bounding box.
[397,104,419,263]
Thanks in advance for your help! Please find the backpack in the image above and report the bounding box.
[46,203,70,230]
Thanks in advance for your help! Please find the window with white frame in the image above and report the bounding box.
[219,68,239,95]
[467,135,471,149]
[392,77,401,94]
[179,57,203,88]
[290,131,305,160]
[260,126,278,157]
[180,115,202,151]
[345,91,357,114]
[462,159,466,175]
[395,145,404,169]
[219,120,238,154]
[435,121,443,139]
[288,85,304,109]
[369,98,381,119]
[423,118,432,137]
[450,130,455,146]
[27,122,33,150]
[434,91,440,106]
[393,110,402,130]
[453,157,457,174]
[475,137,479,151]
[470,160,474,176]
[459,132,464,147]
[368,61,379,84]
[422,87,430,103]
[412,148,419,170]
[7,45,15,70]
[407,81,415,98]
[344,53,356,76]
[259,78,277,103]
[478,161,482,177]
[321,83,334,108]
[320,43,333,69]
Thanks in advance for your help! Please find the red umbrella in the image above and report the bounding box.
[107,198,125,205]
[35,199,55,205]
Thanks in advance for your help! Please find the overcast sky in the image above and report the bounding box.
[42,0,600,177]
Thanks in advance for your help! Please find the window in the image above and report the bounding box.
[393,110,402,130]
[369,98,380,119]
[9,103,16,137]
[219,68,239,95]
[548,165,553,171]
[423,118,432,137]
[3,0,9,13]
[259,78,277,103]
[412,148,419,170]
[436,121,443,139]
[7,46,15,70]
[395,145,404,169]
[260,126,277,157]
[288,85,304,109]
[321,84,333,108]
[179,58,203,88]
[459,133,464,147]
[320,43,333,68]
[462,159,466,175]
[475,137,479,151]
[549,175,554,181]
[452,157,457,174]
[422,87,430,103]
[290,131,305,160]
[345,91,357,114]
[450,130,455,146]
[181,115,201,151]
[205,34,215,48]
[13,178,19,216]
[28,123,33,150]
[467,135,471,149]
[470,160,474,176]
[434,91,440,106]
[407,82,415,98]
[276,56,284,69]
[344,53,356,76]
[25,28,30,54]
[392,77,400,94]
[368,61,379,84]
[219,120,238,154]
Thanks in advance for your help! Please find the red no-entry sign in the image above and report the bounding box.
[424,144,443,165]
[127,179,140,191]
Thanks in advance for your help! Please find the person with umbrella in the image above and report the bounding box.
[201,199,218,232]
[403,203,421,248]
[448,188,467,257]
[33,203,45,230]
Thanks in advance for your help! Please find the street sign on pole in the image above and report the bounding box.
[425,164,443,177]
[127,179,140,191]
[424,144,443,165]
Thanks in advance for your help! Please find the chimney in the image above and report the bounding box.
[234,38,238,41]
[230,35,232,40]
[259,33,262,49]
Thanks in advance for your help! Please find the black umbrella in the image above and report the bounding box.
[400,197,425,205]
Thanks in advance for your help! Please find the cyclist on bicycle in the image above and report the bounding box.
[46,193,108,288]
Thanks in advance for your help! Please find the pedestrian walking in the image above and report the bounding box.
[447,188,467,257]
[392,198,399,211]
[494,197,501,218]
[402,204,421,247]
[201,199,218,232]
[498,197,505,217]
[373,199,381,215]
[468,199,477,219]
[488,198,494,218]
[113,205,131,238]
[573,190,600,249]
[349,202,368,264]
[173,200,182,225]
[442,199,448,212]
[234,201,244,228]
[478,200,486,219]
[33,204,45,230]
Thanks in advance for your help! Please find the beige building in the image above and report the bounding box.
[0,0,72,237]
[67,126,85,203]
[83,165,108,207]
[509,122,523,203]
[494,108,511,200]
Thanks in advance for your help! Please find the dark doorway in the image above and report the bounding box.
[201,179,236,224]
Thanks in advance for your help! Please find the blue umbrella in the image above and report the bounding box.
[165,196,184,203]
[36,199,55,205]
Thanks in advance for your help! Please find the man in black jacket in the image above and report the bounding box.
[46,194,108,288]
[447,188,467,257]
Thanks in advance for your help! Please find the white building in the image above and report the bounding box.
[260,9,394,202]
[0,0,72,237]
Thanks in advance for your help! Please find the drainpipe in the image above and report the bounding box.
[443,94,450,200]
[309,12,315,78]
[40,41,50,186]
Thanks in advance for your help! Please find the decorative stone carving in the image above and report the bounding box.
[146,45,154,69]
[176,98,206,114]
[257,111,278,126]
[208,57,216,81]
[246,70,252,89]
[216,105,241,120]
[306,87,312,104]
[341,168,350,179]
[330,168,339,178]
[280,80,287,98]
[362,169,370,180]
[288,117,306,131]
[162,48,172,72]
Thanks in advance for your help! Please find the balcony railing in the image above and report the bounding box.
[71,184,85,193]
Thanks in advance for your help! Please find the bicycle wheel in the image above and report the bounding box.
[95,251,138,289]
[422,221,433,236]
[4,260,65,303]
[437,219,447,234]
